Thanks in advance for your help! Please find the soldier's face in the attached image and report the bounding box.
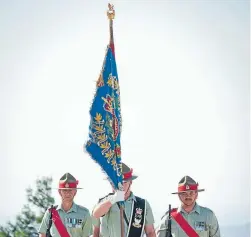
[178,190,198,206]
[123,180,132,195]
[59,189,77,202]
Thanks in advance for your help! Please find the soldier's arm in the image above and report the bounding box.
[209,211,221,237]
[81,210,93,237]
[145,225,156,237]
[92,215,101,237]
[93,226,100,237]
[92,200,113,218]
[156,215,168,237]
[144,200,156,237]
[38,209,50,236]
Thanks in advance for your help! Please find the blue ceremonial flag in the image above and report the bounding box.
[85,45,123,190]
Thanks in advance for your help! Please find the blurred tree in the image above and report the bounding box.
[0,177,55,237]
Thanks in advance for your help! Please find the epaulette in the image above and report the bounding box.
[98,193,114,203]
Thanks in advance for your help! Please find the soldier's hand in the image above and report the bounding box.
[108,190,124,204]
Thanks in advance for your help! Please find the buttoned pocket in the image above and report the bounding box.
[194,221,209,237]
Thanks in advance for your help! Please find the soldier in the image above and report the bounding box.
[38,173,93,237]
[92,162,156,237]
[157,176,221,237]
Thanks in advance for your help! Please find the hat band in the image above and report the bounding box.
[59,182,77,189]
[123,169,133,180]
[178,184,198,192]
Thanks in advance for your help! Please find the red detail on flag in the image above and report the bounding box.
[110,43,115,56]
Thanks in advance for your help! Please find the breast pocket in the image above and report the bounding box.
[65,218,84,236]
[195,221,209,237]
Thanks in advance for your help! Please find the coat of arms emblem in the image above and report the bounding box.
[132,207,143,228]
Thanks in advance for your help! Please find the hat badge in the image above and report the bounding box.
[65,183,69,188]
[186,185,190,190]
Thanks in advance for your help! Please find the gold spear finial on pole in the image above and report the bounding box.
[107,3,115,20]
[107,3,115,55]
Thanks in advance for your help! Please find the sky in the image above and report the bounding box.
[0,0,250,230]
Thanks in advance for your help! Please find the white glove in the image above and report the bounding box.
[108,190,125,205]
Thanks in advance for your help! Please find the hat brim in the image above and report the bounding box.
[171,189,205,194]
[54,187,83,190]
[123,175,138,182]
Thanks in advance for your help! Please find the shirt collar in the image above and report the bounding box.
[57,202,77,213]
[126,192,137,202]
[178,203,200,214]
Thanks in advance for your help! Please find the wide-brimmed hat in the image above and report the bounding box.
[171,175,205,194]
[122,163,138,181]
[57,173,83,190]
[104,162,138,182]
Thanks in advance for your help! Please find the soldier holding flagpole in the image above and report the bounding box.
[84,3,133,237]
[92,162,156,237]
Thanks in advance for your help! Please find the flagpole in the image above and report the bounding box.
[107,4,124,237]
